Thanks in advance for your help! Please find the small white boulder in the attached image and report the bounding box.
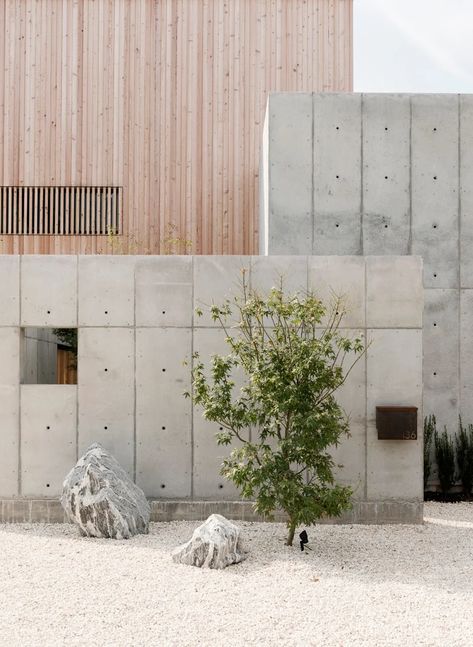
[172,514,246,569]
[61,443,150,539]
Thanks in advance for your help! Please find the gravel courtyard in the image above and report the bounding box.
[0,502,471,647]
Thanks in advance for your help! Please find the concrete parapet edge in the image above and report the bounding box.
[0,498,423,525]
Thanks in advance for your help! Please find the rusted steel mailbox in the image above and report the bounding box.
[376,406,418,440]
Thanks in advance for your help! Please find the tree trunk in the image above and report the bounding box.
[286,519,297,546]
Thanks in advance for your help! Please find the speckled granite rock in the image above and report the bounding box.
[61,443,150,539]
[172,514,246,568]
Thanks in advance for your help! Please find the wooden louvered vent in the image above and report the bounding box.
[0,186,121,235]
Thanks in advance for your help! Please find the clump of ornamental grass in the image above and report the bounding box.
[435,425,455,494]
[423,414,436,491]
[456,417,473,496]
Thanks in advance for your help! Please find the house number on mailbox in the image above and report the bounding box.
[376,406,418,440]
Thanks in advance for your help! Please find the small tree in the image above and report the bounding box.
[188,281,364,546]
[456,417,473,496]
[434,426,455,494]
[423,414,436,491]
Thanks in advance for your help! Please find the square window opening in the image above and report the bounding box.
[20,327,77,385]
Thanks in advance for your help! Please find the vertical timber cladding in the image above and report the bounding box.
[0,0,353,255]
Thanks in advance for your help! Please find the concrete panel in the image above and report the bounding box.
[250,256,307,295]
[78,328,134,474]
[193,328,249,499]
[136,328,192,497]
[135,256,193,327]
[78,328,134,385]
[193,256,251,327]
[366,329,422,500]
[362,94,411,255]
[366,256,423,328]
[460,95,473,287]
[460,289,473,423]
[0,328,20,385]
[308,256,365,328]
[313,93,361,255]
[331,423,365,498]
[21,385,76,497]
[0,256,20,325]
[78,256,135,326]
[0,386,19,496]
[78,385,135,473]
[21,256,77,327]
[268,93,313,254]
[424,290,459,431]
[411,94,459,288]
[330,337,366,497]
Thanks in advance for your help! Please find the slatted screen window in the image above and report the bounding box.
[0,186,121,235]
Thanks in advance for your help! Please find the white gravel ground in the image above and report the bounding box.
[0,502,472,647]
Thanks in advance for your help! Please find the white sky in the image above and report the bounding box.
[354,0,473,93]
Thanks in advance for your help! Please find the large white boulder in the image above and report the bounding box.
[61,443,150,539]
[172,514,246,569]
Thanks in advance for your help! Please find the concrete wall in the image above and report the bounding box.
[262,92,471,440]
[0,254,423,523]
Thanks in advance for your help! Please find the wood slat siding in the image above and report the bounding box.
[0,0,352,255]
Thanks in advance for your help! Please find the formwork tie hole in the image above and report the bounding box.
[104,368,108,372]
[433,224,437,228]
[384,176,388,179]
[433,176,437,180]
[336,175,339,179]
[433,273,437,278]
[47,310,51,314]
[104,310,108,314]
[162,368,166,372]
[104,426,108,430]
[161,484,165,489]
[46,426,50,430]
[384,224,388,228]
[162,311,166,314]
[162,426,166,430]
[336,126,339,130]
[434,372,437,376]
[434,323,437,327]
[433,127,437,131]
[218,484,224,489]
[385,127,388,131]
[335,223,339,228]
[46,483,50,488]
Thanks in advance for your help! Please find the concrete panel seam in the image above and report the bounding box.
[458,95,462,416]
[268,101,272,249]
[364,258,368,500]
[133,264,137,483]
[311,93,315,253]
[360,93,364,255]
[191,255,195,499]
[408,95,413,254]
[18,257,22,496]
[75,253,79,462]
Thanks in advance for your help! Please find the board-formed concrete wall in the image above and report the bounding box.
[261,92,471,443]
[0,254,422,523]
